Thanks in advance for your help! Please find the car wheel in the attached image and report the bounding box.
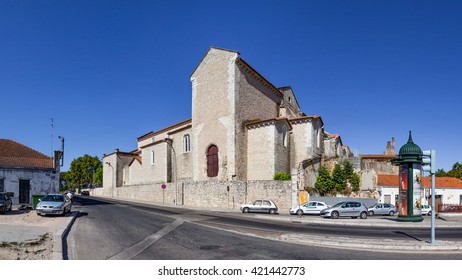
[389,210,395,216]
[243,207,250,213]
[331,211,339,219]
[8,204,12,211]
[368,211,374,216]
[296,209,303,216]
[428,211,432,216]
[269,209,276,215]
[360,211,368,219]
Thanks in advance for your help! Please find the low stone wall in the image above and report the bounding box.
[93,180,292,212]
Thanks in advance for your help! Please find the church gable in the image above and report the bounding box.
[278,86,301,118]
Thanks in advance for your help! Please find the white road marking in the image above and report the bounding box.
[109,219,184,260]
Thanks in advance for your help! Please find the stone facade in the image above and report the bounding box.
[246,118,291,180]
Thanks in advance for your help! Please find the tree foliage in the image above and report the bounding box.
[314,166,334,195]
[314,161,361,196]
[64,154,103,191]
[434,162,462,179]
[332,164,346,193]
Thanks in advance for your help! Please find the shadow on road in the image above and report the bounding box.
[393,231,422,241]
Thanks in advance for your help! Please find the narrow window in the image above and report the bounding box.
[183,134,190,152]
[316,128,321,148]
[151,150,155,165]
[207,145,219,177]
[282,129,288,147]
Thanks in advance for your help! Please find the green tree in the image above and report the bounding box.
[66,154,102,191]
[435,168,447,177]
[332,164,346,193]
[314,166,334,196]
[342,161,354,180]
[350,173,360,192]
[447,162,462,179]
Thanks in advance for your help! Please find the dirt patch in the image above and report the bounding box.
[0,233,52,260]
[0,209,65,260]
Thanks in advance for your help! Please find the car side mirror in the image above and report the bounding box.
[341,205,345,208]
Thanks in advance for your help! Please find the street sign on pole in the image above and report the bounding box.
[161,184,166,205]
[422,149,436,245]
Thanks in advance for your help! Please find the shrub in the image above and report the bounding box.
[273,172,291,181]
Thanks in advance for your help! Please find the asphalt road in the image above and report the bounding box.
[65,196,462,260]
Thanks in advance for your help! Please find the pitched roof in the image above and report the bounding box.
[137,119,192,142]
[378,174,462,189]
[361,154,396,160]
[289,115,324,126]
[245,117,292,130]
[0,139,53,169]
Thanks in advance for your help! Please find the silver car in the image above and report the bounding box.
[289,201,329,215]
[320,201,368,219]
[36,194,72,216]
[241,200,278,214]
[368,203,397,216]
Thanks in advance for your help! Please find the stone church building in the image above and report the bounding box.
[100,47,343,210]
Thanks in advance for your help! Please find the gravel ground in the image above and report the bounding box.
[0,209,64,260]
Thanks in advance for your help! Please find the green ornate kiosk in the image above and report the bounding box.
[391,131,424,222]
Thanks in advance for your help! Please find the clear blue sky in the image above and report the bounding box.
[1,0,461,172]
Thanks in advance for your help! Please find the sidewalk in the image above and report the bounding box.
[0,209,78,260]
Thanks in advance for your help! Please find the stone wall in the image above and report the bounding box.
[247,124,275,180]
[94,179,293,212]
[191,48,236,181]
[235,61,281,180]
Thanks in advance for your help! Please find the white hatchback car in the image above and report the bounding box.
[421,205,432,215]
[241,200,278,214]
[289,201,329,215]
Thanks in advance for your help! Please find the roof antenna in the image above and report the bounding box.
[50,117,54,157]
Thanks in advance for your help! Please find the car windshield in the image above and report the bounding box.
[42,195,64,202]
[332,202,344,208]
[369,203,378,208]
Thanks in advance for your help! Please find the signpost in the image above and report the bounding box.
[161,184,166,205]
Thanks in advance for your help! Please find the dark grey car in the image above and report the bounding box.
[0,192,13,214]
[320,201,368,219]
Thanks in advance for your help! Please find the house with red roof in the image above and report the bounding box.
[377,174,462,208]
[0,139,59,205]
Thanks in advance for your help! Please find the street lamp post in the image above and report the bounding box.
[87,166,95,195]
[105,162,114,198]
[164,138,177,206]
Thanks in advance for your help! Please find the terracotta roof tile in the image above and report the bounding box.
[378,174,462,189]
[0,139,53,169]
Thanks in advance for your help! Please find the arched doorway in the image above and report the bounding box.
[207,145,218,177]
